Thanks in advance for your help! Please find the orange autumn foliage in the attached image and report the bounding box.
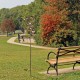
[41,13,61,38]
[40,0,71,45]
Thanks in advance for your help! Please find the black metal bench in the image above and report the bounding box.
[46,46,80,75]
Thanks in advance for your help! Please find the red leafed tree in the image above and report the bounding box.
[1,18,15,36]
[40,0,72,45]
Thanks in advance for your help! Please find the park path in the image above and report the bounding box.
[40,66,80,76]
[0,35,6,36]
[7,37,56,50]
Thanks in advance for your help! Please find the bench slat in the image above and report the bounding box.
[46,56,80,64]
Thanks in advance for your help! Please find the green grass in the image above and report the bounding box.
[0,36,80,80]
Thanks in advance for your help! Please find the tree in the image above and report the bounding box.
[0,8,10,28]
[40,0,72,46]
[67,0,80,45]
[1,18,15,36]
[0,0,43,34]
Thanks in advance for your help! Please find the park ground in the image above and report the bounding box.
[0,36,80,80]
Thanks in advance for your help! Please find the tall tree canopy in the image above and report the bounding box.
[40,0,72,46]
[1,18,15,36]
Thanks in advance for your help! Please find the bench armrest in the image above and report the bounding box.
[47,51,56,60]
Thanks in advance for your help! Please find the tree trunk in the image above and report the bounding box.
[7,31,8,37]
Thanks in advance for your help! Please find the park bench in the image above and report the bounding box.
[46,46,80,75]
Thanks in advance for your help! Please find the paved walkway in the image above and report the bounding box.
[20,38,35,43]
[40,66,80,76]
[7,37,56,50]
[0,35,6,36]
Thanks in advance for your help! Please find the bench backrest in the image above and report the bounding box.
[57,46,80,57]
[47,46,80,61]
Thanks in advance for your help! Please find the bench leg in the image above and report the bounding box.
[73,61,80,70]
[47,64,56,74]
[73,62,77,70]
[47,65,51,74]
[47,64,58,75]
[55,64,58,75]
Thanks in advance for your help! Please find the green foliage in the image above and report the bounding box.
[67,0,80,32]
[0,1,44,33]
[53,30,77,47]
[0,0,44,41]
[27,0,44,33]
[34,33,43,45]
[0,8,10,23]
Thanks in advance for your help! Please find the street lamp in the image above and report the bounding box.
[25,16,35,76]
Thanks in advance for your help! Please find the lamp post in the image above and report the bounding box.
[25,16,35,76]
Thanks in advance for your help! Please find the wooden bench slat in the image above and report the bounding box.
[46,56,80,64]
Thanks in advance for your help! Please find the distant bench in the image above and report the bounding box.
[46,46,80,75]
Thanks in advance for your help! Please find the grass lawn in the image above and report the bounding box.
[0,36,80,80]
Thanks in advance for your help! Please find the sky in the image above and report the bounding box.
[0,0,34,9]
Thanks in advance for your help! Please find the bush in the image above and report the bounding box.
[34,33,43,45]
